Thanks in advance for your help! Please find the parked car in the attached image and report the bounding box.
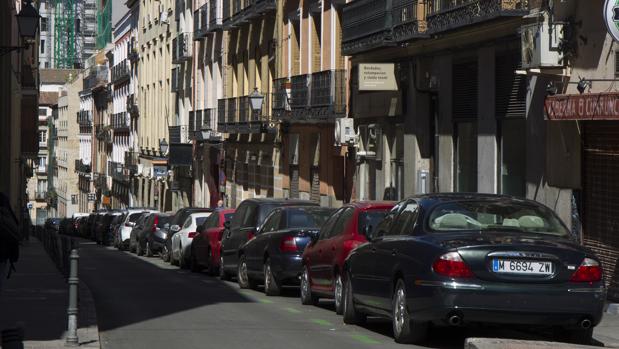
[116,209,157,250]
[82,213,97,239]
[136,213,173,257]
[170,212,212,268]
[44,217,61,233]
[301,201,394,312]
[129,212,155,253]
[109,213,127,248]
[161,207,213,262]
[90,210,109,241]
[189,209,236,274]
[96,211,123,245]
[237,206,335,296]
[342,194,605,345]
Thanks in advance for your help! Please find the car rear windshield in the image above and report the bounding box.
[195,216,208,227]
[358,209,390,235]
[427,200,570,237]
[157,215,172,228]
[287,208,334,229]
[128,213,143,223]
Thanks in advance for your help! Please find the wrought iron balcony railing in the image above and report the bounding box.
[171,67,180,92]
[124,151,139,172]
[127,94,139,116]
[112,59,130,84]
[111,113,130,131]
[35,191,47,201]
[286,70,346,121]
[272,78,290,118]
[217,95,270,133]
[425,0,528,33]
[169,125,191,144]
[77,110,92,125]
[222,0,276,30]
[194,3,209,39]
[128,37,139,61]
[75,159,92,173]
[208,0,223,31]
[172,32,193,63]
[110,162,130,182]
[82,65,109,91]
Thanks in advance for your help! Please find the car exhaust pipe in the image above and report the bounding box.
[447,314,462,326]
[580,318,592,329]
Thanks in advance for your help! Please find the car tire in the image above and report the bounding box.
[300,266,319,306]
[190,251,201,273]
[264,258,281,296]
[205,248,216,276]
[179,245,189,269]
[238,255,256,289]
[343,272,366,325]
[392,279,428,344]
[219,255,232,281]
[136,241,144,256]
[334,273,344,315]
[145,241,153,257]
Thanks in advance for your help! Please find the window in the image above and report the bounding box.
[318,208,342,240]
[260,210,281,233]
[41,17,48,32]
[388,201,419,236]
[40,40,45,54]
[39,108,47,116]
[203,214,219,229]
[242,203,258,228]
[182,216,192,229]
[231,203,248,229]
[358,209,390,237]
[38,130,47,143]
[329,207,355,239]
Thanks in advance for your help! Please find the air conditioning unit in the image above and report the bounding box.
[521,21,565,69]
[334,118,355,145]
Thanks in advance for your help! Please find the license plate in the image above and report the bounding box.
[492,259,553,275]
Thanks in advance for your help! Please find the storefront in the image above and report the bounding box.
[545,92,619,301]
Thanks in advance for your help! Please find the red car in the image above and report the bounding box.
[301,201,395,313]
[190,208,236,274]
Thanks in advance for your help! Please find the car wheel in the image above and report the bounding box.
[343,272,366,325]
[392,279,428,344]
[145,241,153,257]
[136,241,144,256]
[263,258,281,296]
[334,273,344,315]
[219,255,231,281]
[300,266,319,306]
[190,251,201,273]
[179,245,189,269]
[161,245,170,263]
[238,255,256,289]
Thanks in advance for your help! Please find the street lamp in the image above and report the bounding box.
[249,88,264,120]
[1,0,41,56]
[159,138,169,155]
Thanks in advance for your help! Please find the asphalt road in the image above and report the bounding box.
[76,240,575,349]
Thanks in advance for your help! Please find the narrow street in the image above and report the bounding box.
[78,240,566,349]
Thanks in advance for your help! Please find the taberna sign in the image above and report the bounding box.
[604,0,619,42]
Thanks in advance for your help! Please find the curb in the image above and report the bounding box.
[607,303,619,315]
[465,338,601,349]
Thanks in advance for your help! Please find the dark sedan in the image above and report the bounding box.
[137,213,172,257]
[342,194,605,345]
[237,206,335,296]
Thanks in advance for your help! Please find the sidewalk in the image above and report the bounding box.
[593,311,619,348]
[0,238,100,348]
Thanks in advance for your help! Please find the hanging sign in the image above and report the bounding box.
[604,0,619,42]
[358,64,398,91]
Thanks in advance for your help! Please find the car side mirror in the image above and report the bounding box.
[171,224,181,232]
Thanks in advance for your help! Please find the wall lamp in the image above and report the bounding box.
[0,0,41,57]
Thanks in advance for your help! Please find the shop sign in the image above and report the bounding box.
[102,196,111,206]
[87,193,96,201]
[358,64,398,91]
[604,0,619,42]
[545,92,619,120]
[153,166,167,178]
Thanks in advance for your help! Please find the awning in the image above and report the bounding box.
[545,92,619,120]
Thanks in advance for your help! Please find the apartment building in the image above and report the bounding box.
[191,0,225,208]
[136,0,176,211]
[77,68,95,213]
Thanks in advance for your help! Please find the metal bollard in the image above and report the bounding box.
[65,249,79,346]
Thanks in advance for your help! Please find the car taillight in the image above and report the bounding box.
[152,216,159,232]
[188,232,198,239]
[279,236,297,252]
[125,223,132,227]
[570,258,602,283]
[432,252,474,278]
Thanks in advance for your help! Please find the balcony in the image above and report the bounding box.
[82,65,108,91]
[172,32,193,64]
[75,159,91,173]
[425,0,528,34]
[222,0,276,30]
[35,165,47,174]
[110,162,130,183]
[217,95,271,134]
[111,113,130,131]
[171,67,180,92]
[169,125,190,144]
[112,59,130,84]
[35,191,47,201]
[285,70,346,121]
[128,37,139,61]
[127,94,139,116]
[208,0,223,32]
[272,78,290,119]
[124,151,138,173]
[94,173,108,190]
[194,4,209,39]
[77,110,93,125]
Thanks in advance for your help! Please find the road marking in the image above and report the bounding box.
[350,334,381,345]
[284,307,301,314]
[310,319,332,326]
[258,299,274,304]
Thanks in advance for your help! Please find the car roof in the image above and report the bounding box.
[244,198,318,206]
[190,212,212,218]
[408,193,533,207]
[346,201,396,210]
